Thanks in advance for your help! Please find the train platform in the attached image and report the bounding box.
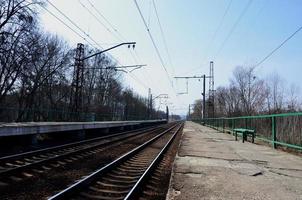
[0,120,166,137]
[166,121,302,200]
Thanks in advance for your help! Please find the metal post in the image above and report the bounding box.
[272,116,277,149]
[232,118,235,135]
[147,88,151,119]
[203,74,206,118]
[166,106,169,122]
[245,118,248,129]
[71,43,84,117]
[150,94,152,119]
[209,61,214,118]
[188,104,190,120]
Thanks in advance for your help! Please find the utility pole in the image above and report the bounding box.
[208,61,215,118]
[70,43,85,119]
[150,93,153,119]
[147,88,151,119]
[203,74,206,119]
[188,104,190,120]
[70,42,136,121]
[174,75,211,119]
[166,106,169,122]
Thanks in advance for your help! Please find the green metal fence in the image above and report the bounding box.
[194,112,302,151]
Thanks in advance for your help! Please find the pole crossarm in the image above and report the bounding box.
[174,75,212,79]
[174,74,212,119]
[152,94,168,100]
[81,42,136,61]
[113,64,147,69]
[84,64,146,72]
[114,64,147,72]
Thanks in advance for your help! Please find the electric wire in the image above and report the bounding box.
[46,0,181,111]
[134,0,185,109]
[80,0,175,100]
[147,0,152,27]
[196,0,233,71]
[209,0,233,52]
[40,6,96,48]
[78,0,122,42]
[79,0,161,92]
[79,0,163,95]
[42,1,166,112]
[45,0,127,69]
[86,0,126,41]
[133,0,173,87]
[213,0,253,60]
[129,51,161,92]
[43,1,129,88]
[254,25,302,68]
[152,0,175,75]
[78,0,140,75]
[243,0,269,62]
[45,0,102,49]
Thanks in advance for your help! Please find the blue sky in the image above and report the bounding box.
[40,0,302,115]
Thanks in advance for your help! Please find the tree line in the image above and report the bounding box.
[0,0,166,122]
[190,66,301,119]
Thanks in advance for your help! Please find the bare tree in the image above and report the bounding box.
[16,31,70,121]
[191,99,202,119]
[287,83,301,111]
[0,0,42,106]
[231,66,266,115]
[0,0,161,122]
[265,72,286,113]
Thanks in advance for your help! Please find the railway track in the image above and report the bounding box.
[0,124,170,183]
[48,122,183,200]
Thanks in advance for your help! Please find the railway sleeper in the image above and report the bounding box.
[111,169,143,176]
[88,186,129,194]
[79,192,124,200]
[106,173,141,180]
[102,176,137,184]
[96,181,132,189]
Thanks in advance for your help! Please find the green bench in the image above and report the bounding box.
[233,128,255,143]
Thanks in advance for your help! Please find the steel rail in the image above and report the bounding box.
[0,124,168,178]
[124,122,183,199]
[48,122,181,200]
[0,124,160,162]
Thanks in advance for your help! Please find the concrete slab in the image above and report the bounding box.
[166,121,302,200]
[0,120,166,137]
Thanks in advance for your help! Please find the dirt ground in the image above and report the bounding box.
[166,121,302,200]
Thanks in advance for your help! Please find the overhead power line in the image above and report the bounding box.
[133,0,172,86]
[40,6,97,48]
[43,1,128,76]
[214,0,253,59]
[254,25,302,68]
[45,0,101,49]
[152,0,175,75]
[78,0,121,42]
[185,0,233,76]
[86,0,126,41]
[210,0,233,49]
[80,0,164,94]
[43,1,161,103]
[133,0,185,107]
[200,0,233,65]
